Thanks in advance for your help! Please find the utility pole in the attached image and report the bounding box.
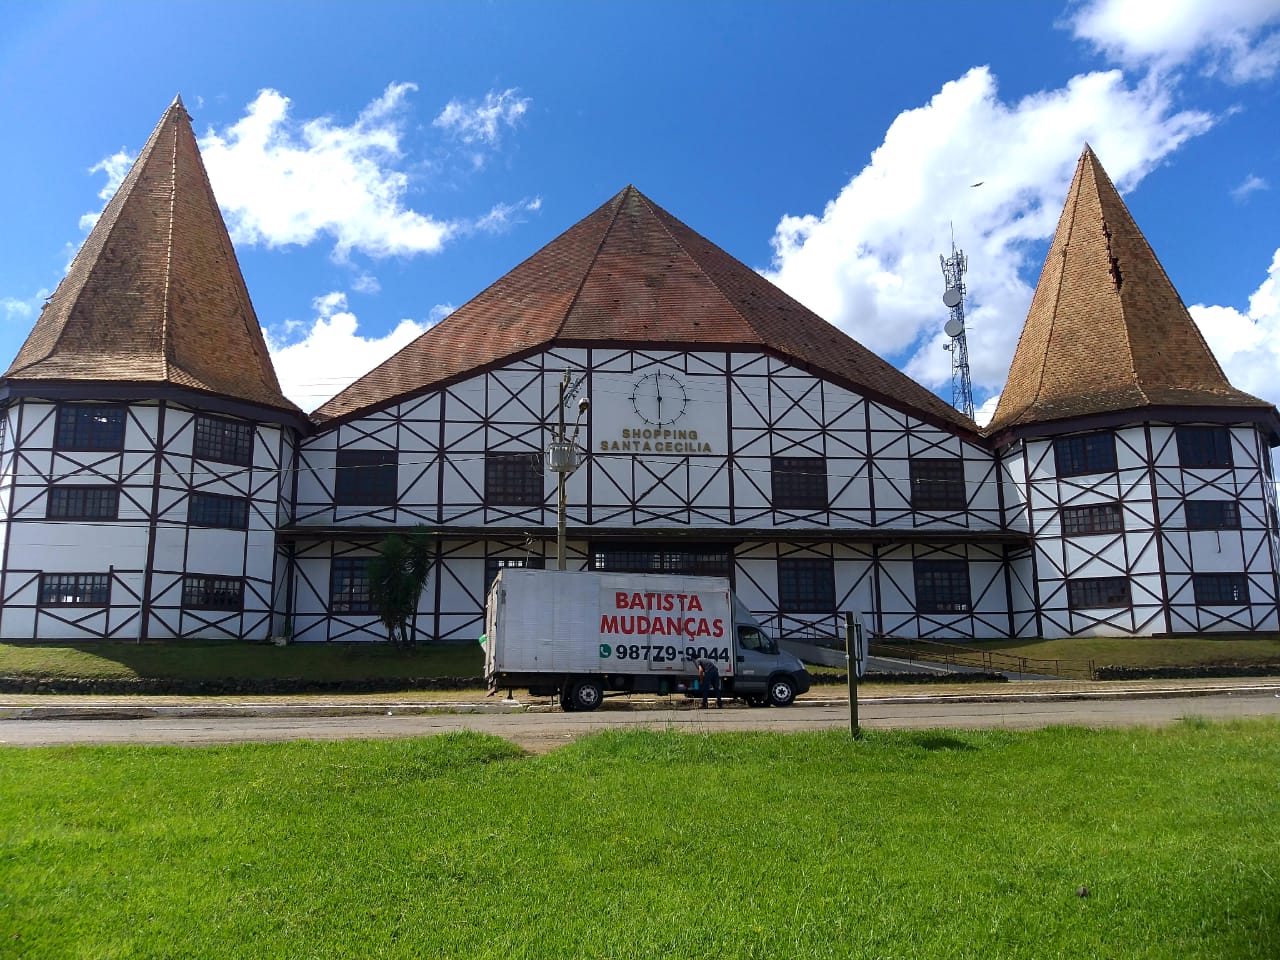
[547,370,589,571]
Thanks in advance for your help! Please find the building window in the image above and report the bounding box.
[188,492,249,529]
[1054,432,1117,477]
[485,451,543,506]
[1184,500,1240,531]
[1061,502,1124,537]
[591,544,733,578]
[1176,426,1232,469]
[913,559,971,614]
[778,558,836,614]
[909,458,966,511]
[55,405,125,451]
[47,485,119,520]
[1066,576,1131,610]
[182,575,244,611]
[771,456,828,510]
[38,572,110,606]
[193,415,254,466]
[485,556,546,593]
[330,557,372,614]
[1193,573,1249,605]
[335,449,398,506]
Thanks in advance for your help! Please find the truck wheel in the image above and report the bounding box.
[767,676,796,707]
[559,688,576,712]
[571,679,603,712]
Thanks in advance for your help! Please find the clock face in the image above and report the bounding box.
[630,372,688,425]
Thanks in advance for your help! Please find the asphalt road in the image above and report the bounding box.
[3,690,1278,751]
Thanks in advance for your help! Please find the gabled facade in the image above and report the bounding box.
[1,104,1276,642]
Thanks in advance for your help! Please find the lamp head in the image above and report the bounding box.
[577,396,590,416]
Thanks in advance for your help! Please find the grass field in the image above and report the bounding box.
[2,722,1277,958]
[0,639,484,682]
[969,636,1280,668]
[2,634,1278,688]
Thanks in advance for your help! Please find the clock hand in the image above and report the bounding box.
[656,376,663,421]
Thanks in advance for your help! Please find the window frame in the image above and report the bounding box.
[181,575,245,612]
[770,456,829,510]
[1184,500,1240,531]
[1066,576,1131,610]
[913,558,972,614]
[334,449,399,506]
[909,458,967,512]
[54,404,126,452]
[187,491,250,530]
[193,414,254,467]
[484,451,544,507]
[330,557,373,614]
[1176,426,1233,470]
[590,544,733,579]
[484,556,546,593]
[1192,573,1250,606]
[38,572,111,607]
[777,558,836,614]
[47,484,120,521]
[1053,432,1118,477]
[1060,502,1124,537]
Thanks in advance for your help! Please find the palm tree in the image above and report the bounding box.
[368,527,433,648]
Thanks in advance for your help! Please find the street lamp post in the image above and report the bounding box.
[548,370,589,571]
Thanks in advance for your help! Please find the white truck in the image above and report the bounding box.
[483,569,811,711]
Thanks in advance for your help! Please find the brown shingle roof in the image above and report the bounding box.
[986,146,1272,435]
[314,186,973,430]
[3,97,301,418]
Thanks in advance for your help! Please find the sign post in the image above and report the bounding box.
[844,612,866,739]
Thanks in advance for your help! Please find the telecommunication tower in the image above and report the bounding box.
[940,241,975,420]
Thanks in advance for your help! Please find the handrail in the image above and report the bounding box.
[870,636,1095,681]
[754,612,1094,680]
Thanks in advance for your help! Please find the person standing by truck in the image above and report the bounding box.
[696,657,722,709]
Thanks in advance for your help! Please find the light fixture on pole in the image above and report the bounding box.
[548,371,589,571]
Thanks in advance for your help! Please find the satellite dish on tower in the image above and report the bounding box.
[942,286,963,308]
[944,318,964,338]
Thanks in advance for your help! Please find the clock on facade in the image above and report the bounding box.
[630,371,688,425]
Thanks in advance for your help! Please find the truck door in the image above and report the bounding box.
[734,624,777,683]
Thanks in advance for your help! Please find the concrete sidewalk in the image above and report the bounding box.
[2,676,1278,720]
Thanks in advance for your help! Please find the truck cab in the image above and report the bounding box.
[718,601,811,707]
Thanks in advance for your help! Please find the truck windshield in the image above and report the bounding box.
[737,626,777,655]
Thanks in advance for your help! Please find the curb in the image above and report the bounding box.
[4,681,1279,721]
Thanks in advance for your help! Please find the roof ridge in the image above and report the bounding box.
[161,108,179,383]
[635,190,761,341]
[554,186,629,339]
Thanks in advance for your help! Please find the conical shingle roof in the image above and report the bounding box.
[986,146,1273,436]
[3,97,301,418]
[314,186,974,430]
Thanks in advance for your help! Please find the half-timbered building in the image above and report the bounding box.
[1,100,1276,642]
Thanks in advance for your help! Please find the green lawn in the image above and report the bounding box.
[2,723,1277,958]
[0,639,483,682]
[969,636,1280,668]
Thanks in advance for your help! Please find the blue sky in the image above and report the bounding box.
[1,0,1278,416]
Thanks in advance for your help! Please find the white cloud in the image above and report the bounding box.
[1190,248,1280,407]
[1231,173,1269,202]
[199,84,456,260]
[469,196,543,234]
[433,89,530,146]
[2,291,45,323]
[265,291,449,411]
[78,149,134,231]
[1069,0,1280,82]
[765,66,1213,399]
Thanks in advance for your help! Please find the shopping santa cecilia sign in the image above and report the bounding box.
[594,370,718,454]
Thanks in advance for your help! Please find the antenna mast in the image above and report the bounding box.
[940,241,975,420]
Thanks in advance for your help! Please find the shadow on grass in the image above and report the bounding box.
[903,732,978,752]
